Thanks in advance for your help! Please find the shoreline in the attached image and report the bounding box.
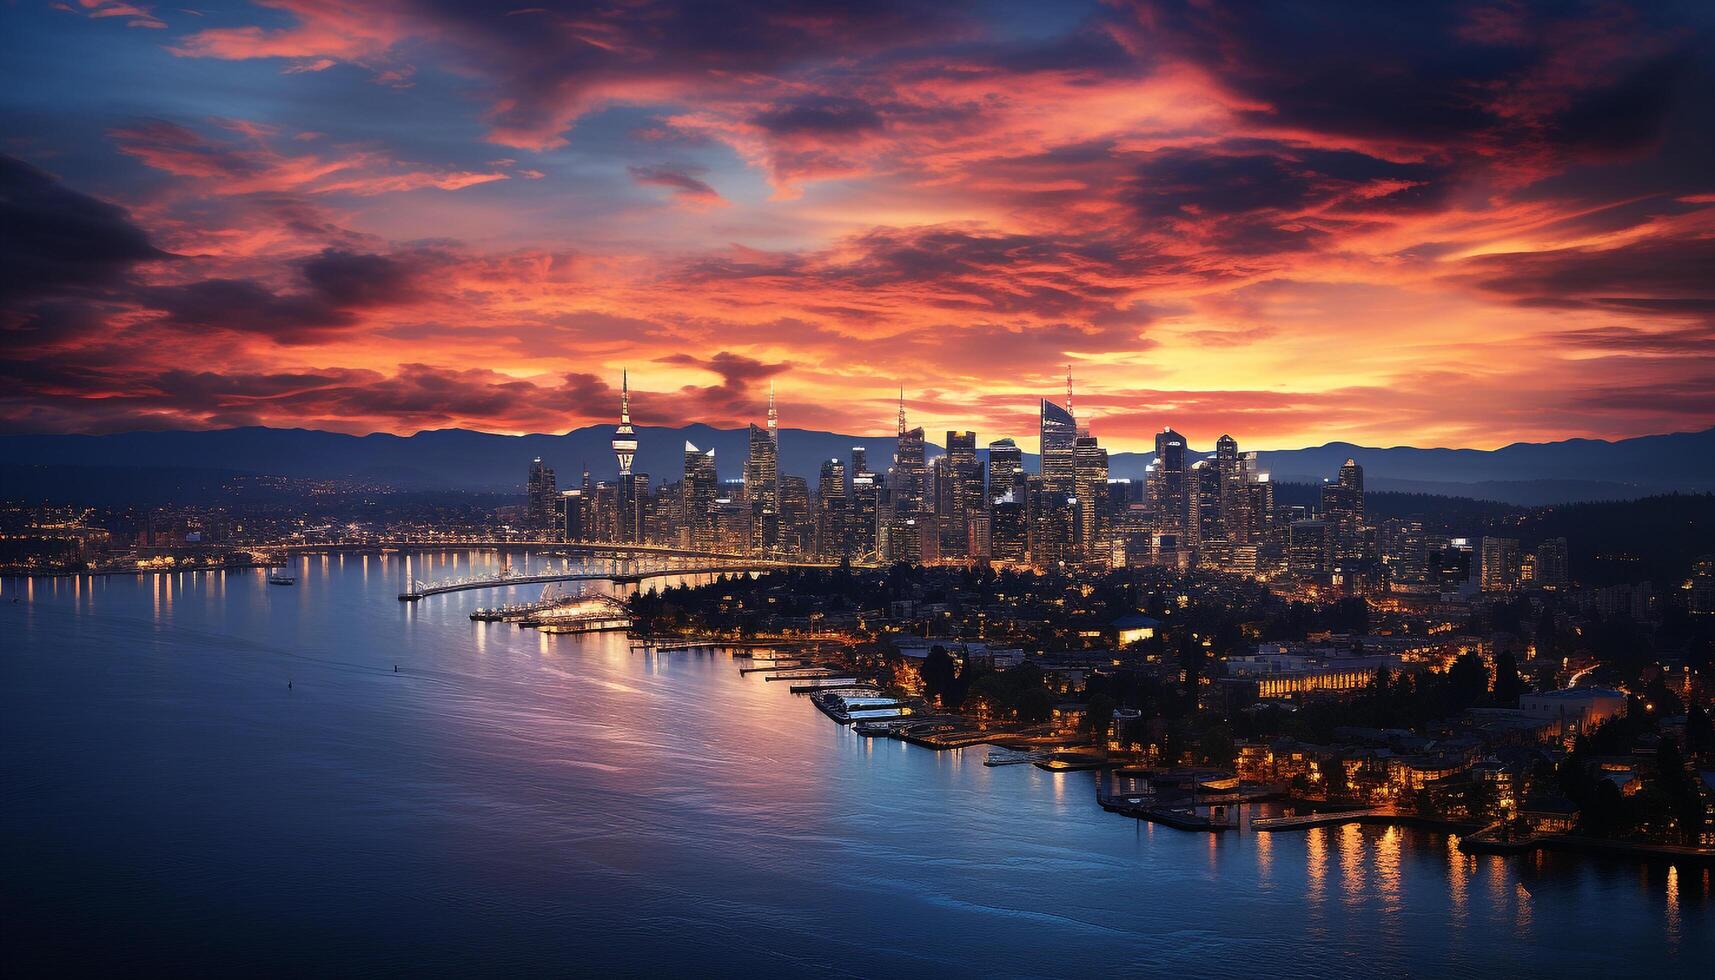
[749,639,1715,869]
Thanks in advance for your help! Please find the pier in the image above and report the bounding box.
[399,555,841,600]
[1249,807,1387,831]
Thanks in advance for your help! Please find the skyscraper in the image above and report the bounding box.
[1190,458,1222,546]
[682,441,716,550]
[986,438,1022,503]
[1074,433,1107,558]
[850,471,879,558]
[891,392,927,513]
[1534,536,1569,590]
[1321,457,1365,559]
[1039,399,1077,496]
[526,457,557,534]
[1481,536,1522,592]
[944,430,981,558]
[817,458,846,558]
[744,423,779,513]
[1151,427,1188,538]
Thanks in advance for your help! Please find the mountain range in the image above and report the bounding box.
[3,425,1712,506]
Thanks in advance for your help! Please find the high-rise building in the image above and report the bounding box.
[942,431,981,558]
[1480,536,1522,592]
[682,441,717,550]
[986,438,1023,504]
[990,493,1027,563]
[1533,536,1569,590]
[526,457,558,535]
[779,475,810,554]
[850,471,880,558]
[1689,555,1715,616]
[1290,519,1331,576]
[1190,459,1222,546]
[561,489,587,542]
[1150,428,1189,538]
[1320,457,1365,559]
[891,394,927,514]
[744,422,779,515]
[1039,399,1077,496]
[817,458,846,558]
[1074,433,1107,558]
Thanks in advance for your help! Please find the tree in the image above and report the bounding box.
[1086,694,1116,742]
[921,646,957,707]
[1015,686,1053,724]
[1492,649,1524,705]
[1447,651,1488,708]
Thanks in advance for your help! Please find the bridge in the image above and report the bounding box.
[261,539,876,565]
[398,557,841,601]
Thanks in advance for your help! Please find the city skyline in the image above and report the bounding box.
[4,1,1714,449]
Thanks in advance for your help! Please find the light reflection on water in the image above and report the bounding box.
[1,553,1710,977]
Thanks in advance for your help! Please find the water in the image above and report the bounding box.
[3,552,1709,976]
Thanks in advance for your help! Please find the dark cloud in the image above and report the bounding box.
[137,279,353,342]
[0,154,167,306]
[1123,142,1451,252]
[298,248,425,307]
[626,164,724,206]
[399,0,964,148]
[1460,236,1715,316]
[1552,324,1715,354]
[753,96,885,137]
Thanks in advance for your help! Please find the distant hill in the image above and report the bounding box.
[2,425,1710,504]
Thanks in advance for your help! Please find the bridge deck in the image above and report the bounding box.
[399,562,837,600]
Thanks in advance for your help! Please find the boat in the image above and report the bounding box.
[268,573,297,585]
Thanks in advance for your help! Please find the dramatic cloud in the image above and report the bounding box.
[3,0,1713,448]
[0,155,167,306]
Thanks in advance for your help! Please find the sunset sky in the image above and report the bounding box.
[3,0,1712,452]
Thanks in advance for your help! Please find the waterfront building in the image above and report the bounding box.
[526,457,559,537]
[682,442,717,550]
[1520,688,1627,741]
[561,488,587,542]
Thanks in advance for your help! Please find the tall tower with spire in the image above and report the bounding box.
[896,387,906,437]
[611,370,637,477]
[767,382,778,445]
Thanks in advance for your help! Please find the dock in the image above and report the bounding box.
[1249,807,1386,831]
[1098,793,1239,832]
